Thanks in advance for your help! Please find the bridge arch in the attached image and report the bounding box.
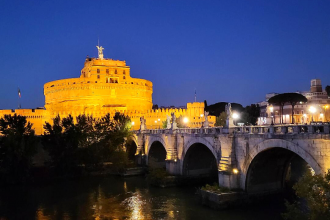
[147,137,167,169]
[242,139,321,193]
[181,138,218,182]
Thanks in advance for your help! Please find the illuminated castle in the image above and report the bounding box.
[0,46,215,134]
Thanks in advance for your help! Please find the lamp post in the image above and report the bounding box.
[309,106,316,123]
[183,117,189,127]
[323,105,329,122]
[232,112,239,126]
[269,106,274,125]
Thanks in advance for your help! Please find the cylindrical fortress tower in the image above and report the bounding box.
[44,56,153,118]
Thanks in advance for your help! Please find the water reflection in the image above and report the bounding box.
[0,176,285,220]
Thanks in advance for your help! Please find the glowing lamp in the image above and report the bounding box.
[309,106,316,114]
[131,121,135,125]
[183,117,189,123]
[269,106,273,113]
[233,168,239,174]
[232,112,239,119]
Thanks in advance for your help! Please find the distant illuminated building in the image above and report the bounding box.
[258,79,330,125]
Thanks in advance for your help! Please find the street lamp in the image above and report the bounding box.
[232,112,239,125]
[183,117,189,127]
[309,106,316,123]
[323,105,329,122]
[269,106,274,125]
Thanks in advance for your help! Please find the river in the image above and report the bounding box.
[0,176,286,220]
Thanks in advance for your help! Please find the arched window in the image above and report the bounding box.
[115,69,117,74]
[123,70,126,75]
[97,69,100,73]
[123,76,126,79]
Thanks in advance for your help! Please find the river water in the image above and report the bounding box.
[0,176,285,220]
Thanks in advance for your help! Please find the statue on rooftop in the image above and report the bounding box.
[96,45,104,59]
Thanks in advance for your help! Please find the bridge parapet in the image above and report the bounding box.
[133,124,330,136]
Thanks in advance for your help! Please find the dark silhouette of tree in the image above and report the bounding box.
[326,85,330,97]
[285,93,308,124]
[205,102,244,116]
[268,93,307,124]
[43,113,132,176]
[238,104,261,125]
[215,112,227,126]
[0,114,37,184]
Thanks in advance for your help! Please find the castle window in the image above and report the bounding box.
[107,77,118,83]
[106,69,109,74]
[123,76,126,79]
[97,69,100,73]
[115,69,117,74]
[123,70,126,75]
[97,74,100,79]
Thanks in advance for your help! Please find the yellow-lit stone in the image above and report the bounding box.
[0,48,215,134]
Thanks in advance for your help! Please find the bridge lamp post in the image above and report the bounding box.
[309,106,316,123]
[233,168,239,174]
[183,117,189,127]
[232,112,239,125]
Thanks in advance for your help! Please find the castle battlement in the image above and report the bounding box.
[0,46,215,134]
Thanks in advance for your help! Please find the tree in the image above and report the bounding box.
[268,93,307,124]
[215,112,227,127]
[43,113,133,176]
[285,93,307,124]
[326,85,330,97]
[242,104,260,125]
[0,114,37,184]
[43,115,83,175]
[283,169,330,220]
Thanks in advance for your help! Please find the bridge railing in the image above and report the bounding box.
[133,124,330,135]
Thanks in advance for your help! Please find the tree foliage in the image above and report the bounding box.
[283,169,330,220]
[215,112,227,127]
[0,114,37,184]
[268,93,307,124]
[239,104,260,125]
[326,85,330,97]
[43,113,132,176]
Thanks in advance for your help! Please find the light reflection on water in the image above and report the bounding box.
[0,176,284,220]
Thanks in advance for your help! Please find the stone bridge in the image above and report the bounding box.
[130,124,330,193]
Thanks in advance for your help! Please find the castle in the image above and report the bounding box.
[0,46,215,135]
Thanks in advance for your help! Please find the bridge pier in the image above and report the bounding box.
[166,160,181,175]
[218,172,239,189]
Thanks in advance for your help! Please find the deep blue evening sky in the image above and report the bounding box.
[0,0,329,109]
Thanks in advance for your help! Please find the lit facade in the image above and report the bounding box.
[258,79,330,125]
[0,47,215,134]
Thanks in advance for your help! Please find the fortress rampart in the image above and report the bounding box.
[0,47,215,135]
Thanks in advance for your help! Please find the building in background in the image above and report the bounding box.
[258,79,330,125]
[0,46,215,134]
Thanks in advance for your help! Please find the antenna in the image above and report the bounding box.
[194,88,197,102]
